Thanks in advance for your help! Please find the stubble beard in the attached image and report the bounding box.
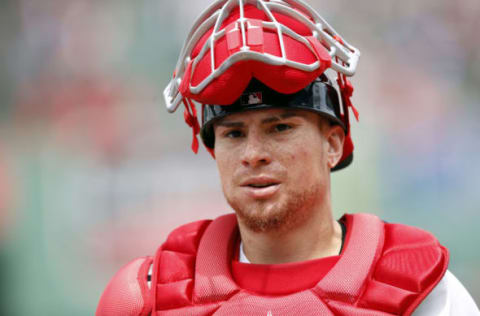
[227,183,321,233]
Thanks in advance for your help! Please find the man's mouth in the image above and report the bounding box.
[241,177,281,198]
[241,176,280,188]
[247,183,277,188]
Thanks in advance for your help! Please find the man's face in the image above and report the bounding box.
[213,108,343,233]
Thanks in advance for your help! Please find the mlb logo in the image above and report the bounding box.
[241,91,263,106]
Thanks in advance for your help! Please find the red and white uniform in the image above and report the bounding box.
[97,213,479,315]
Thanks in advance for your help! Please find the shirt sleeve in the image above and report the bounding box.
[412,270,480,316]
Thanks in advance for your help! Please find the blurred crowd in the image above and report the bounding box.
[0,0,478,314]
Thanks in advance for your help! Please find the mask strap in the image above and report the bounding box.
[183,98,201,153]
[334,36,359,125]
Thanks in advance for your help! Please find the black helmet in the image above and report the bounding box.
[200,74,353,171]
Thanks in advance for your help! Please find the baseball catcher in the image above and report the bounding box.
[97,0,479,315]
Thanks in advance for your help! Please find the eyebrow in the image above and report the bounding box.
[261,111,305,124]
[216,121,245,128]
[216,111,306,128]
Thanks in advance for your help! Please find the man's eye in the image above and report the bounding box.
[225,130,244,138]
[273,124,292,132]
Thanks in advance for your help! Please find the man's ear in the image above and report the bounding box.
[326,125,345,169]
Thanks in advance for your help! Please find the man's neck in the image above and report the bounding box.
[237,205,343,265]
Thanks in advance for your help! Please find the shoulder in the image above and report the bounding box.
[376,220,450,313]
[161,219,212,253]
[377,221,449,283]
[96,218,214,316]
[345,213,449,261]
[96,256,154,316]
[344,214,451,267]
[413,270,480,315]
[345,214,450,314]
[383,221,446,249]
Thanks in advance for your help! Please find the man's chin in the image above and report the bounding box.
[228,184,321,233]
[235,204,292,233]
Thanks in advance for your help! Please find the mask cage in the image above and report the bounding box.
[164,0,360,113]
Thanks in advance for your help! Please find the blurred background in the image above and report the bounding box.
[0,0,479,314]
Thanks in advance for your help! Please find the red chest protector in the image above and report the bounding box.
[97,213,448,316]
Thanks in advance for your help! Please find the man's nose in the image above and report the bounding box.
[241,132,271,168]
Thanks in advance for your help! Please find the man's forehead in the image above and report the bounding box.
[215,108,309,126]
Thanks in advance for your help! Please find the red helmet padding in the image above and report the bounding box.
[180,4,332,106]
[190,5,314,60]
